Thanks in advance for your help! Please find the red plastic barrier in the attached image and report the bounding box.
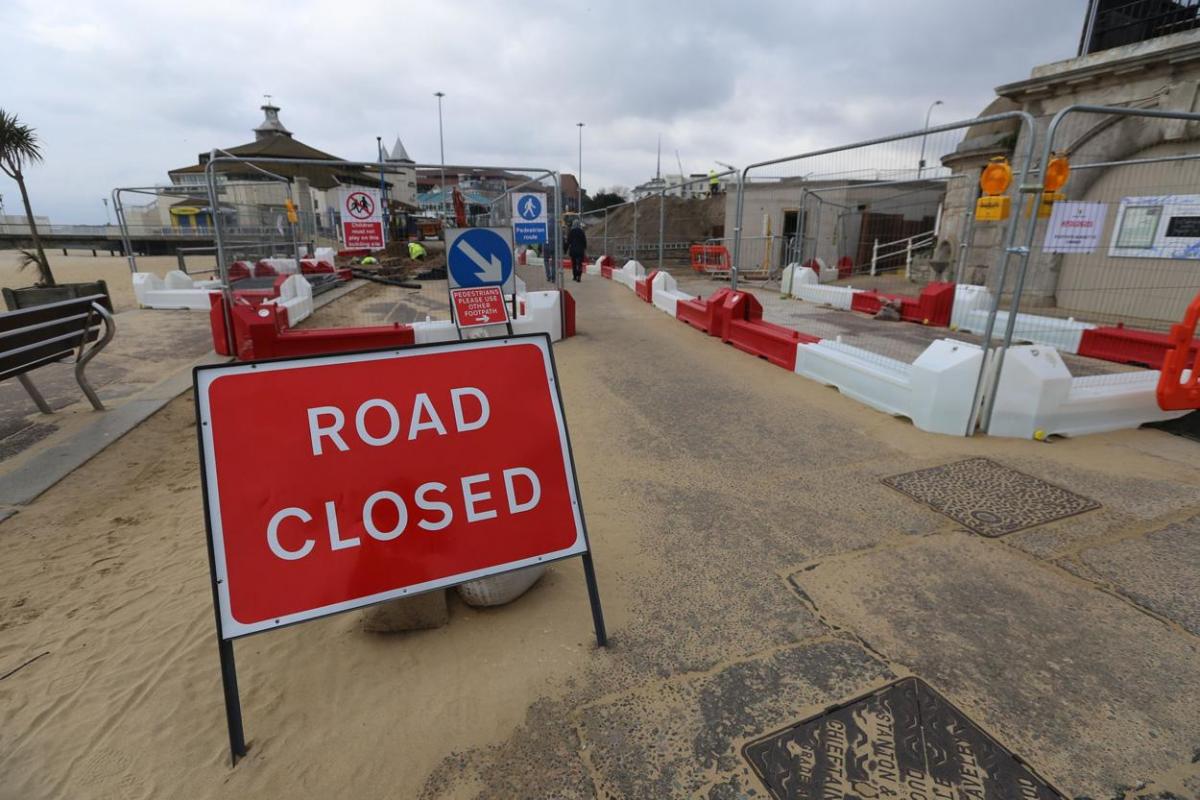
[209,294,414,361]
[690,244,731,273]
[254,260,279,277]
[517,250,527,266]
[563,289,576,338]
[718,291,819,370]
[1079,324,1200,370]
[228,261,252,281]
[601,264,614,279]
[1157,291,1200,410]
[837,256,853,279]
[300,259,335,274]
[850,282,955,327]
[676,288,736,335]
[635,270,658,303]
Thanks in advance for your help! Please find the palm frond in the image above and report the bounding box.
[0,109,43,173]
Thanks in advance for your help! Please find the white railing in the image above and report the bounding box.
[869,230,936,278]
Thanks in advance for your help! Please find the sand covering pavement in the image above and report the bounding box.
[1,275,1198,798]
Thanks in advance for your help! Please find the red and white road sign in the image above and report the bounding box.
[340,188,385,249]
[451,286,509,328]
[195,336,587,638]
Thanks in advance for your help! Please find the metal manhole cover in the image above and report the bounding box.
[881,457,1099,537]
[742,677,1064,800]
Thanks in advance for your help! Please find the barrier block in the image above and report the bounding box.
[722,292,819,371]
[563,289,576,337]
[651,271,694,317]
[612,261,645,290]
[228,261,252,282]
[676,288,735,335]
[988,345,1185,438]
[601,264,614,279]
[635,270,658,303]
[850,283,955,326]
[265,274,314,326]
[782,264,856,309]
[837,256,853,279]
[1158,290,1200,410]
[133,270,219,310]
[1078,325,1200,370]
[300,259,335,274]
[909,340,985,436]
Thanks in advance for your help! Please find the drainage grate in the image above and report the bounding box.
[742,676,1064,800]
[881,457,1099,537]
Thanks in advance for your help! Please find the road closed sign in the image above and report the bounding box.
[340,187,385,249]
[195,336,592,639]
[451,286,509,328]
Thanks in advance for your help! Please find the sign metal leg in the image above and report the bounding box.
[580,552,608,647]
[218,638,248,765]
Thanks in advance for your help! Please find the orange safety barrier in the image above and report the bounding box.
[690,244,731,274]
[1157,290,1200,410]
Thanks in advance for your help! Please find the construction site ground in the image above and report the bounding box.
[1,271,1198,798]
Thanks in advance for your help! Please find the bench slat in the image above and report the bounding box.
[0,295,109,334]
[0,329,100,378]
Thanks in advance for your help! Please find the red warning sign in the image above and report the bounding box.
[451,286,509,328]
[195,336,588,639]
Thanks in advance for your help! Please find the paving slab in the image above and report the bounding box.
[795,532,1200,798]
[1069,514,1200,637]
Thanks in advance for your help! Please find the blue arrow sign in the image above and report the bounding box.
[447,228,514,288]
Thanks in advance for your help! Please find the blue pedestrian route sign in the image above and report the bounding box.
[512,192,548,245]
[446,227,516,294]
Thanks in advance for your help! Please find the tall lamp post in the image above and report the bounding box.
[435,91,447,223]
[917,100,943,179]
[576,122,585,214]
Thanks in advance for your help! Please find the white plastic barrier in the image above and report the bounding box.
[264,274,314,326]
[312,247,336,263]
[987,345,1186,438]
[588,255,611,276]
[132,270,217,310]
[650,270,695,317]
[794,338,984,436]
[781,264,856,310]
[258,258,299,275]
[612,260,645,290]
[951,285,1095,354]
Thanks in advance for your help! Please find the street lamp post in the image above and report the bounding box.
[435,91,447,223]
[917,100,943,179]
[576,122,585,214]
[102,198,111,225]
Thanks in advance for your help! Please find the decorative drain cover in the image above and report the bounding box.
[881,457,1098,537]
[743,677,1064,800]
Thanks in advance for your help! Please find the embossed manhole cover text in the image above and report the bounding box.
[742,677,1064,800]
[881,457,1099,537]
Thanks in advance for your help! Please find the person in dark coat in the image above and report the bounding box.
[566,219,587,282]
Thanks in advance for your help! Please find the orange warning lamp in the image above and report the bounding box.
[284,198,298,224]
[1043,154,1070,192]
[979,157,1012,196]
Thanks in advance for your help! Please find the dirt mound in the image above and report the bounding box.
[586,195,725,243]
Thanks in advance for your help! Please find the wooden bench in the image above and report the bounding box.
[0,295,116,413]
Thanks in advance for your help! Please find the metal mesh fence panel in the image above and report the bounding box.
[986,106,1200,397]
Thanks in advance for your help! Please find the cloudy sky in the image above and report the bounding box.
[2,0,1087,223]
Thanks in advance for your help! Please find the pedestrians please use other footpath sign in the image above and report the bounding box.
[194,335,606,762]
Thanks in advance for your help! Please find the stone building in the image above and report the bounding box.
[939,20,1200,325]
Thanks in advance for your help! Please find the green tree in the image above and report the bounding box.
[585,189,627,212]
[0,110,53,286]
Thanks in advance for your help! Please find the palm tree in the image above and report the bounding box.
[0,110,54,286]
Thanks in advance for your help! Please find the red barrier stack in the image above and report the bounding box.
[719,291,819,370]
[635,270,658,303]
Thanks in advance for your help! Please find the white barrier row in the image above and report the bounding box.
[951,285,1095,354]
[794,338,984,437]
[411,290,564,344]
[265,275,314,326]
[781,264,856,311]
[650,271,695,317]
[611,260,645,290]
[132,270,222,310]
[988,345,1186,438]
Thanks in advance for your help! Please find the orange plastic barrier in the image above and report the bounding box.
[1157,290,1200,410]
[690,245,731,274]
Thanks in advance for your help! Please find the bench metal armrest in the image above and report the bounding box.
[74,301,116,411]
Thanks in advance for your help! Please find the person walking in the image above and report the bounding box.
[566,218,587,283]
